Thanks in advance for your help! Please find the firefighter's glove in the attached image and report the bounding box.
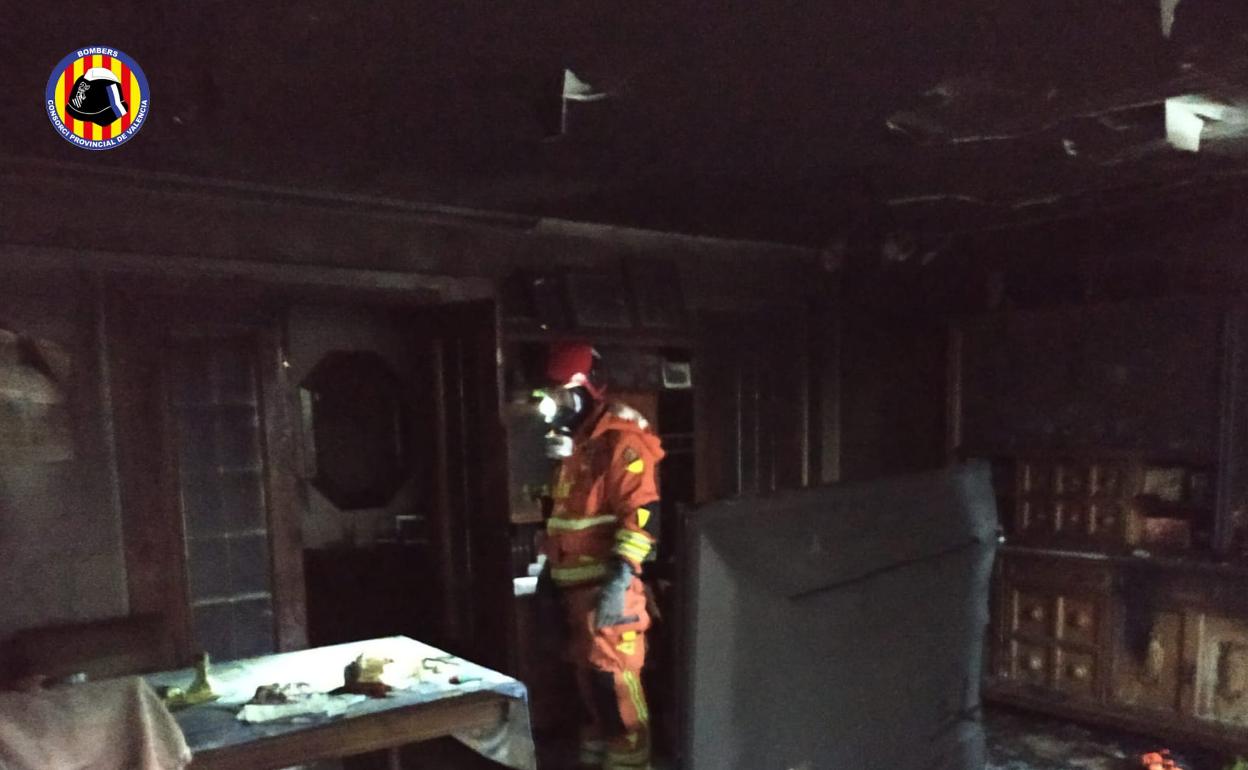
[595,559,638,629]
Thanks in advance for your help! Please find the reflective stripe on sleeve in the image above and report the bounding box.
[547,514,618,532]
[613,529,652,562]
[551,562,609,585]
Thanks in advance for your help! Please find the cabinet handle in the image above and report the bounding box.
[1027,655,1044,672]
[1145,634,1165,682]
[1028,606,1045,622]
[1217,642,1248,701]
[1068,611,1092,630]
[1069,664,1090,681]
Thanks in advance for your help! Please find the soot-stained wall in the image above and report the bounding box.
[0,277,129,640]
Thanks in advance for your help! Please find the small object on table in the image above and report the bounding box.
[421,655,459,676]
[238,682,365,724]
[161,652,219,710]
[249,682,314,705]
[330,654,395,698]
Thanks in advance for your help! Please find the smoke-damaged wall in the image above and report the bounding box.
[285,304,423,549]
[0,278,129,641]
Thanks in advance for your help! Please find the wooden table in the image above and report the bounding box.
[146,637,525,770]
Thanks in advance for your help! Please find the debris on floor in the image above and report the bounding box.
[985,708,1224,770]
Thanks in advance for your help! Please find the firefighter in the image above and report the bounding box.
[536,341,663,770]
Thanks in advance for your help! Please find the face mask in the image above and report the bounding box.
[544,429,575,459]
[536,386,589,429]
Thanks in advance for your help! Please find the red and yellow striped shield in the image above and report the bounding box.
[46,46,150,151]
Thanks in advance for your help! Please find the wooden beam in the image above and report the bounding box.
[0,245,491,302]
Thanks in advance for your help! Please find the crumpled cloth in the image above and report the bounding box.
[452,690,536,770]
[0,677,192,770]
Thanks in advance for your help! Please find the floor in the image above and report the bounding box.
[329,707,1238,769]
[983,707,1230,770]
[528,707,1235,770]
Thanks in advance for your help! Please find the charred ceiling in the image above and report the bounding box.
[4,1,1248,246]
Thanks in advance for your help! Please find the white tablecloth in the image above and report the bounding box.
[145,636,536,770]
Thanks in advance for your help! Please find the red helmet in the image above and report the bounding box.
[545,341,602,397]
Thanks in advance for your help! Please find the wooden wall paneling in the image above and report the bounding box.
[107,289,194,660]
[413,301,512,671]
[839,317,948,481]
[468,304,514,672]
[771,306,811,491]
[693,307,811,501]
[811,295,842,485]
[946,322,964,464]
[427,335,465,645]
[256,325,307,652]
[1216,303,1247,555]
[693,312,742,503]
[959,300,1222,459]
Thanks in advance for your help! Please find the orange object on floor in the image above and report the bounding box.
[1139,748,1185,769]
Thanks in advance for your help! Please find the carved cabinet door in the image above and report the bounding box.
[1110,610,1184,714]
[1189,614,1248,729]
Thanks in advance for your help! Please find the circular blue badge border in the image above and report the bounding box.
[45,45,150,151]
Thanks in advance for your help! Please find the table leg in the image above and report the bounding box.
[387,746,403,770]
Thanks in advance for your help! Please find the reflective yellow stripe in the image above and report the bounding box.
[614,530,653,561]
[614,542,651,562]
[616,530,651,547]
[622,671,650,724]
[551,562,608,585]
[637,507,651,528]
[547,514,617,532]
[626,458,645,474]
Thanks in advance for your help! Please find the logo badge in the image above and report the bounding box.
[46,46,149,150]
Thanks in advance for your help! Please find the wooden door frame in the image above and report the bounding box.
[411,299,514,670]
[108,287,307,659]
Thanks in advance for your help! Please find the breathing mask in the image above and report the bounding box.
[537,385,592,459]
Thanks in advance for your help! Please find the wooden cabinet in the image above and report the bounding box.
[1110,610,1184,715]
[988,549,1248,750]
[995,555,1110,705]
[1192,615,1248,730]
[1013,456,1142,549]
[953,300,1248,750]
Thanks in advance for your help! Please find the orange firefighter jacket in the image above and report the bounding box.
[545,401,665,588]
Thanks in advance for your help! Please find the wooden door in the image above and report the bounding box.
[409,299,513,671]
[109,290,304,662]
